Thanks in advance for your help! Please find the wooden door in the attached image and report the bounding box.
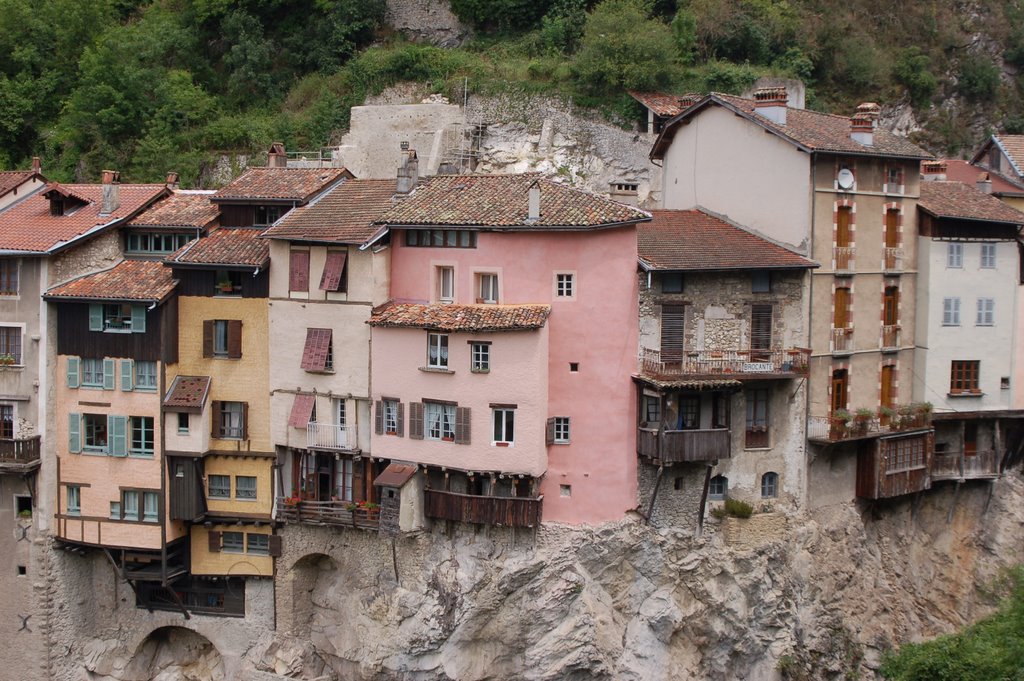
[964,422,978,456]
[831,369,848,412]
[880,365,895,410]
[834,288,850,328]
[885,210,900,248]
[836,207,852,247]
[883,287,899,326]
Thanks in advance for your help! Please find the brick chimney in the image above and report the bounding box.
[752,87,788,126]
[396,147,419,195]
[922,161,947,181]
[977,171,993,194]
[31,157,41,174]
[100,170,120,215]
[166,172,179,190]
[851,103,880,146]
[268,142,287,168]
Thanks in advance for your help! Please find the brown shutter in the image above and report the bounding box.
[208,530,221,553]
[661,305,685,362]
[353,459,366,502]
[319,251,347,292]
[455,407,471,445]
[241,402,249,440]
[546,417,556,445]
[300,328,332,371]
[375,400,384,434]
[227,320,243,359]
[750,304,772,352]
[202,320,214,358]
[268,534,282,557]
[210,401,221,438]
[289,250,310,291]
[409,401,424,440]
[396,402,405,437]
[836,206,852,247]
[834,288,850,328]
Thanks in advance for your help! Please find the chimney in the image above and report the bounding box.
[100,169,120,215]
[609,181,639,207]
[527,181,541,221]
[396,147,419,195]
[268,142,287,168]
[752,87,788,126]
[922,161,947,181]
[851,102,880,146]
[31,157,41,174]
[977,171,993,194]
[166,172,179,190]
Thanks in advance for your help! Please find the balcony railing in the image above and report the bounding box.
[881,325,900,351]
[424,489,543,528]
[831,327,853,354]
[638,348,810,378]
[0,436,41,466]
[884,247,904,272]
[931,450,999,481]
[808,408,932,443]
[834,246,855,272]
[637,426,731,463]
[275,498,379,530]
[307,422,356,450]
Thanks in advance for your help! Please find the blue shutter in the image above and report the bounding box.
[66,357,80,389]
[68,413,81,453]
[102,358,115,390]
[89,304,103,331]
[120,359,134,391]
[109,415,127,456]
[131,305,146,333]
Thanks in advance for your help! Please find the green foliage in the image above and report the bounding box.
[700,60,760,93]
[893,47,937,108]
[957,54,1001,102]
[723,497,753,518]
[831,35,886,96]
[687,0,801,65]
[450,0,552,33]
[573,0,676,93]
[539,0,588,55]
[671,8,698,65]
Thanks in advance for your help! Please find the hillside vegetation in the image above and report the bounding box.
[2,0,1023,185]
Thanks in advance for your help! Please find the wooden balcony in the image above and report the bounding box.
[638,348,809,379]
[881,325,900,351]
[884,247,904,273]
[0,435,41,472]
[808,409,932,444]
[275,497,379,531]
[831,327,853,354]
[424,488,542,528]
[834,246,855,273]
[637,426,731,463]
[307,422,357,451]
[931,450,1000,481]
[857,431,934,499]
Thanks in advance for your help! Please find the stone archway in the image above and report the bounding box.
[123,626,224,681]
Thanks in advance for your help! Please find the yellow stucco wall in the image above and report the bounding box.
[190,524,273,577]
[203,454,274,517]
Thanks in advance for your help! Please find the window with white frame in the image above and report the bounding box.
[425,402,455,441]
[83,413,108,451]
[477,273,499,303]
[143,491,158,522]
[217,401,245,439]
[493,407,515,445]
[81,358,104,387]
[977,298,995,326]
[555,272,574,298]
[761,472,778,498]
[134,361,157,390]
[437,266,454,303]
[214,320,229,358]
[130,416,154,456]
[102,303,135,331]
[942,297,961,326]
[427,333,449,369]
[553,416,570,443]
[335,458,354,501]
[980,243,997,268]
[122,490,140,521]
[708,475,727,500]
[208,475,230,498]
[235,475,257,500]
[383,399,399,434]
[471,341,490,372]
[66,485,80,515]
[177,412,189,434]
[947,242,963,268]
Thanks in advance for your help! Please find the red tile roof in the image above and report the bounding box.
[628,91,702,117]
[0,183,167,253]
[262,178,398,244]
[212,167,350,203]
[368,303,551,332]
[163,375,211,410]
[639,209,817,271]
[45,259,177,302]
[374,462,418,488]
[919,181,1024,224]
[127,191,220,229]
[0,171,42,199]
[652,93,931,160]
[990,135,1024,176]
[379,174,650,229]
[166,228,269,267]
[940,159,1024,196]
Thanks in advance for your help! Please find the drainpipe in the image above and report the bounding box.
[804,154,817,507]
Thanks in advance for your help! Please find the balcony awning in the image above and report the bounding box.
[289,394,316,428]
[633,375,743,392]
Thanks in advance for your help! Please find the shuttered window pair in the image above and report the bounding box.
[375,400,404,436]
[88,303,146,333]
[207,530,282,556]
[68,413,128,456]
[202,320,242,359]
[405,401,471,444]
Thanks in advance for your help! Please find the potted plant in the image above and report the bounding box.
[914,401,933,427]
[895,404,916,430]
[0,353,14,366]
[852,408,875,435]
[830,409,851,439]
[216,278,235,294]
[878,405,896,427]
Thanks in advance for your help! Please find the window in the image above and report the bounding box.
[745,389,769,448]
[222,531,244,553]
[831,369,849,413]
[122,491,139,521]
[833,288,851,329]
[83,414,108,451]
[300,328,333,372]
[950,360,981,394]
[661,272,683,293]
[247,534,270,555]
[977,298,995,326]
[886,166,903,191]
[235,476,257,500]
[214,320,229,357]
[217,401,245,439]
[319,251,348,293]
[109,501,121,519]
[981,243,997,268]
[471,341,490,372]
[255,205,283,226]
[427,333,449,369]
[751,271,771,293]
[203,319,242,360]
[0,260,18,295]
[405,229,477,248]
[555,273,575,298]
[884,210,900,248]
[678,396,700,430]
[0,405,13,439]
[836,206,852,247]
[661,304,685,362]
[130,417,154,456]
[477,273,499,303]
[81,358,104,388]
[942,297,961,326]
[289,249,310,292]
[214,269,243,296]
[135,361,157,390]
[383,399,399,434]
[883,287,899,327]
[425,402,455,441]
[67,486,80,515]
[947,243,963,268]
[761,472,778,498]
[644,396,661,425]
[88,303,145,334]
[143,492,158,522]
[437,266,454,303]
[708,475,727,500]
[750,304,772,360]
[553,417,570,444]
[126,232,192,255]
[103,304,132,331]
[208,475,230,498]
[177,412,189,434]
[493,408,515,445]
[885,436,926,472]
[560,484,572,497]
[0,326,21,365]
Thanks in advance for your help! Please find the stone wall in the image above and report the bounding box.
[385,0,469,47]
[637,461,707,529]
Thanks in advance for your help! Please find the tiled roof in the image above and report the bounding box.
[379,174,650,229]
[634,375,743,391]
[0,170,41,198]
[262,178,397,243]
[368,303,551,332]
[127,191,219,229]
[628,91,701,117]
[940,159,1024,196]
[994,135,1024,176]
[639,209,817,271]
[652,93,932,160]
[0,183,167,253]
[919,181,1024,224]
[212,167,350,202]
[166,228,269,267]
[374,462,418,488]
[45,259,177,302]
[163,375,211,410]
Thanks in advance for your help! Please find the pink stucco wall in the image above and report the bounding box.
[385,226,639,525]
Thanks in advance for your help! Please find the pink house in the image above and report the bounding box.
[368,172,649,526]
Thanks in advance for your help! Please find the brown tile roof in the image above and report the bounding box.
[127,191,220,229]
[940,159,1024,195]
[639,209,817,271]
[919,181,1024,224]
[0,170,42,199]
[45,259,177,302]
[374,462,418,488]
[379,174,650,229]
[212,167,350,203]
[163,375,211,410]
[992,135,1024,176]
[628,91,702,118]
[652,93,932,160]
[262,179,397,244]
[166,228,269,268]
[0,183,167,253]
[368,303,551,332]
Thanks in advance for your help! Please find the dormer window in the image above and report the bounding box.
[50,199,65,216]
[255,205,283,226]
[43,186,87,217]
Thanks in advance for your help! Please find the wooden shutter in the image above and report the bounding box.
[833,288,850,328]
[319,251,347,292]
[546,417,556,445]
[883,288,899,326]
[241,402,249,440]
[396,402,405,437]
[880,365,895,409]
[660,305,685,362]
[289,250,310,292]
[89,304,103,331]
[409,401,424,440]
[210,401,221,438]
[836,206,852,247]
[227,320,243,359]
[102,358,116,390]
[268,534,282,557]
[131,304,146,333]
[375,400,384,435]
[202,320,214,358]
[120,359,134,391]
[885,210,899,247]
[68,413,81,453]
[750,304,772,351]
[455,407,471,445]
[108,415,127,456]
[66,357,80,388]
[208,530,221,553]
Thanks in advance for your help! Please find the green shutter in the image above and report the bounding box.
[66,357,80,389]
[109,415,127,456]
[89,304,103,331]
[131,305,146,333]
[120,359,134,391]
[68,413,81,453]
[103,358,115,390]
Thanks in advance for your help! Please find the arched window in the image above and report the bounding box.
[709,475,728,500]
[761,472,779,498]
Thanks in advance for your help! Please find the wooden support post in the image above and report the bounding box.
[102,549,149,613]
[645,465,664,526]
[165,586,192,620]
[947,480,961,524]
[695,465,712,539]
[911,490,923,521]
[983,479,995,515]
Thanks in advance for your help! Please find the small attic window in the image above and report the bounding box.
[50,198,65,216]
[613,183,638,192]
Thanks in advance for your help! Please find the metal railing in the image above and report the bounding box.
[831,327,853,354]
[307,422,356,450]
[638,347,810,377]
[808,410,931,442]
[884,247,904,272]
[881,325,900,350]
[834,246,855,272]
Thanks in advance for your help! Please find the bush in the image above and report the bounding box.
[957,54,1001,102]
[450,0,552,33]
[539,0,587,54]
[700,60,760,94]
[723,497,753,519]
[893,47,938,108]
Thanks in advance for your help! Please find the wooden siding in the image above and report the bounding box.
[856,431,934,499]
[172,267,269,298]
[167,456,206,521]
[275,497,379,530]
[637,427,731,463]
[56,301,173,361]
[931,449,1000,481]
[424,488,543,527]
[218,205,256,228]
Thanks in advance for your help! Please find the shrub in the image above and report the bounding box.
[539,0,587,55]
[700,60,759,94]
[723,497,754,519]
[957,54,1000,102]
[449,0,551,33]
[893,47,938,108]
